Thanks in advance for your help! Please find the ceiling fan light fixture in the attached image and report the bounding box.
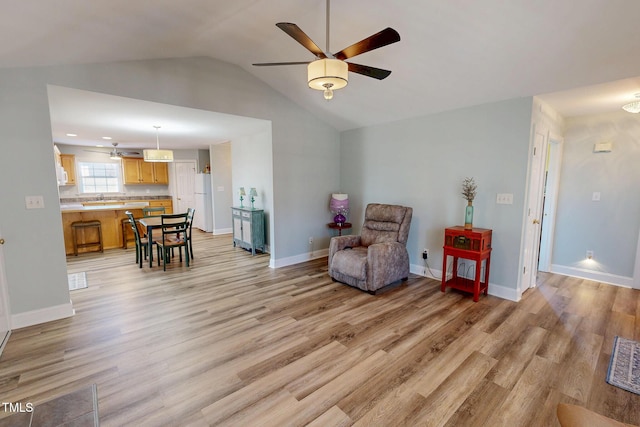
[308,59,348,96]
[622,95,640,113]
[110,152,122,160]
[323,83,334,100]
[143,125,174,162]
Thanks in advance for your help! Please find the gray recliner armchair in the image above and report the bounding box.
[328,203,413,293]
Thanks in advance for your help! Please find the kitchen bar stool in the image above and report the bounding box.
[71,220,103,256]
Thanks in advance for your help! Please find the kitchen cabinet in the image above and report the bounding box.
[232,207,265,255]
[122,157,169,185]
[60,154,76,185]
[148,199,173,214]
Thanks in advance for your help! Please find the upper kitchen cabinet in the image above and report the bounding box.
[59,154,76,185]
[122,157,168,185]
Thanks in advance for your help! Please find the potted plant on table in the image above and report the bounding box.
[461,177,477,230]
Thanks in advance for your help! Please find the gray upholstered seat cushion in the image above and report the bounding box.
[330,247,368,280]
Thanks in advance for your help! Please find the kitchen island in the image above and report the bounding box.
[60,199,172,255]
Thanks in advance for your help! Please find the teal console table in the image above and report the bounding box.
[231,207,265,255]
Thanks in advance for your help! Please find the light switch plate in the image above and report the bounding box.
[592,192,601,201]
[25,195,44,209]
[496,193,513,204]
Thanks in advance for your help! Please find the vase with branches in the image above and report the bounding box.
[462,177,477,229]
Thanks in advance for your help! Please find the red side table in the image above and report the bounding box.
[441,226,492,302]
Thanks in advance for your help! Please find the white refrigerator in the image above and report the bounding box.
[194,174,213,232]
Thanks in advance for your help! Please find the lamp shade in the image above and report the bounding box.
[330,193,349,213]
[143,149,173,162]
[239,187,246,196]
[308,59,348,91]
[145,125,173,162]
[249,187,258,197]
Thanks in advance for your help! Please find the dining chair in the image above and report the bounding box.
[143,206,166,217]
[155,213,190,271]
[186,208,196,259]
[125,211,152,268]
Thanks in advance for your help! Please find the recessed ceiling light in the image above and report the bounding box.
[96,145,104,148]
[66,133,77,137]
[102,136,112,140]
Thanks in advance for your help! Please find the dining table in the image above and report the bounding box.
[138,215,186,267]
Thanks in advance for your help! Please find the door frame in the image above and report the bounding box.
[537,134,564,272]
[0,229,12,356]
[519,124,549,297]
[634,228,640,289]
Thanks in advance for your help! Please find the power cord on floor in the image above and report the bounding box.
[422,252,437,279]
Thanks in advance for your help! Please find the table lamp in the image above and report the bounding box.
[239,187,246,208]
[330,193,349,225]
[249,187,258,209]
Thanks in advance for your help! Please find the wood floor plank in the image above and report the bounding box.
[0,231,638,425]
[487,355,557,427]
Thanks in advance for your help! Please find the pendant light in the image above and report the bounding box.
[143,125,173,162]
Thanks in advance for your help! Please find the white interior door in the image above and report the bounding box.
[521,128,548,296]
[174,161,196,213]
[538,136,563,272]
[0,230,12,356]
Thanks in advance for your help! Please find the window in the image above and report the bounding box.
[78,162,121,193]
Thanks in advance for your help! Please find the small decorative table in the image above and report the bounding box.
[441,226,492,302]
[327,222,352,236]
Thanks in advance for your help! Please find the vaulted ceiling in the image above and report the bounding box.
[4,1,640,147]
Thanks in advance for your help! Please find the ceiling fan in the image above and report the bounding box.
[85,142,140,159]
[253,0,400,100]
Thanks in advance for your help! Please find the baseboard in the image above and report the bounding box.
[270,249,329,268]
[11,301,75,329]
[212,228,232,235]
[410,262,518,302]
[550,264,635,288]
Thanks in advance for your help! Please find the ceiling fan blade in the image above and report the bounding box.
[347,62,392,80]
[120,151,140,155]
[334,27,400,60]
[253,61,311,66]
[276,23,327,59]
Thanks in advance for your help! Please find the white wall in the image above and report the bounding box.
[340,98,534,296]
[0,57,340,327]
[552,110,640,285]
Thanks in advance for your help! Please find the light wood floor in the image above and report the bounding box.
[0,231,639,426]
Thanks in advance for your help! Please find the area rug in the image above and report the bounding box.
[68,272,88,291]
[0,384,99,427]
[606,336,640,395]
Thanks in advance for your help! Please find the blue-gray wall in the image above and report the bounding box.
[340,98,534,295]
[553,110,640,282]
[0,57,340,326]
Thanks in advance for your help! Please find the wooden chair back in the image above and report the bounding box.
[143,206,166,217]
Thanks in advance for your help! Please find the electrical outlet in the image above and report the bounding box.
[422,248,429,260]
[586,250,594,259]
[308,237,314,245]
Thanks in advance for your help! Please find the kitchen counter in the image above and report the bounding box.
[60,202,149,213]
[60,198,173,255]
